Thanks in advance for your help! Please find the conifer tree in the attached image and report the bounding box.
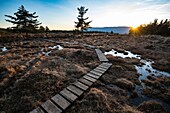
[75,6,92,35]
[5,5,41,36]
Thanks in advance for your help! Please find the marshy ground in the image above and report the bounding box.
[0,34,170,113]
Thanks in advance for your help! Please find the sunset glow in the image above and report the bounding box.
[0,0,170,30]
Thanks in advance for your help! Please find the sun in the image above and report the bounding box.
[130,25,139,31]
[131,25,139,30]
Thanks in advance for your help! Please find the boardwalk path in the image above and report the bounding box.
[95,49,108,62]
[30,41,111,113]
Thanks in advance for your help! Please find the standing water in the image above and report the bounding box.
[105,49,170,112]
[38,45,63,56]
[1,47,7,52]
[105,49,141,59]
[105,49,170,79]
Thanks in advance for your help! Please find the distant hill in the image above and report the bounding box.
[88,27,130,34]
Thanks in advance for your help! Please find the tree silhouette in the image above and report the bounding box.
[75,6,92,35]
[129,19,170,36]
[39,26,45,32]
[5,5,41,37]
[45,26,50,37]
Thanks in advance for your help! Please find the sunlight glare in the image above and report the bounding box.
[131,25,139,30]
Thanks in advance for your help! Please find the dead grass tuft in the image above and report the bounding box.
[137,100,166,113]
[66,88,120,113]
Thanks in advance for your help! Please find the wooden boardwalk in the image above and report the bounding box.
[30,63,112,113]
[30,48,112,113]
[95,49,108,62]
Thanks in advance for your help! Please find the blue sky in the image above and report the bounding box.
[0,0,170,30]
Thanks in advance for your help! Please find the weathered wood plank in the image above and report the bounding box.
[103,62,112,65]
[66,85,84,96]
[41,100,62,113]
[78,78,93,86]
[95,67,107,71]
[101,63,112,67]
[30,107,44,113]
[99,64,112,69]
[60,88,78,102]
[95,49,108,62]
[98,65,109,69]
[90,70,103,76]
[100,64,110,68]
[93,69,104,73]
[73,81,89,91]
[51,94,71,110]
[83,75,97,82]
[87,73,100,79]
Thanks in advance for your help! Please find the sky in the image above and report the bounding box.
[0,0,170,30]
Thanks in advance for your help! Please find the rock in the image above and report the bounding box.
[137,100,166,113]
[115,78,135,91]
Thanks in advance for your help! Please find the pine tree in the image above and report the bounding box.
[75,6,92,35]
[5,5,41,36]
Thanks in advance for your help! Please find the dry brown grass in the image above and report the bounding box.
[137,100,166,113]
[0,34,169,112]
[66,88,120,113]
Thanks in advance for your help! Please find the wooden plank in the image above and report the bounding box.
[101,63,112,67]
[93,68,104,73]
[95,49,108,62]
[30,107,44,113]
[95,67,106,71]
[73,81,89,91]
[83,75,97,82]
[100,64,110,68]
[87,73,100,79]
[66,85,84,96]
[60,88,78,102]
[103,62,112,65]
[51,94,71,110]
[90,70,103,76]
[98,64,112,69]
[41,100,62,113]
[78,78,93,86]
[98,65,109,69]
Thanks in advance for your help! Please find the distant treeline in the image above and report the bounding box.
[129,19,170,36]
[0,28,106,34]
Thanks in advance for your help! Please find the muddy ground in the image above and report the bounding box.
[0,34,170,113]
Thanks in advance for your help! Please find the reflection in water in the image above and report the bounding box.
[105,49,170,79]
[48,45,63,50]
[105,49,170,112]
[39,45,63,56]
[1,47,7,52]
[105,49,141,59]
[135,60,170,81]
